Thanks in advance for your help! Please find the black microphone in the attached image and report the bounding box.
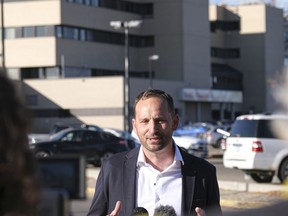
[154,205,177,216]
[131,207,149,216]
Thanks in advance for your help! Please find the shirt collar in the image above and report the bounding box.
[137,141,184,167]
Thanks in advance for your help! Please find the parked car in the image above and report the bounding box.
[206,125,231,148]
[30,128,136,166]
[131,130,208,158]
[174,122,212,138]
[172,133,208,158]
[223,113,288,183]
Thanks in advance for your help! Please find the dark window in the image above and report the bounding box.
[36,26,55,37]
[210,20,240,32]
[84,131,100,142]
[56,26,63,38]
[229,120,258,137]
[65,0,153,16]
[56,25,154,47]
[32,109,72,118]
[63,26,79,40]
[21,68,39,79]
[23,27,35,38]
[211,47,240,59]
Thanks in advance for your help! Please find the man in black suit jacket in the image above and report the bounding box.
[87,89,222,216]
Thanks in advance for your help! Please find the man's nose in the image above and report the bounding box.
[149,121,159,133]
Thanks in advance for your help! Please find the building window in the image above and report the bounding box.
[5,28,16,39]
[36,26,54,37]
[23,26,35,38]
[56,25,154,47]
[56,26,63,38]
[32,109,72,118]
[64,0,153,16]
[91,0,100,6]
[75,0,84,4]
[210,20,240,33]
[64,67,91,77]
[211,47,240,59]
[3,25,154,47]
[46,67,61,79]
[63,26,79,40]
[80,29,86,41]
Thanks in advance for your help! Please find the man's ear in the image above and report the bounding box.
[132,118,136,128]
[172,114,179,130]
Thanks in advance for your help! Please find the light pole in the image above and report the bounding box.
[110,20,142,132]
[1,0,5,72]
[148,55,159,88]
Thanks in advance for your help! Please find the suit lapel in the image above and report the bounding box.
[122,148,139,215]
[181,149,197,215]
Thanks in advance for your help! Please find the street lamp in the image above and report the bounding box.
[1,0,5,72]
[148,54,159,88]
[110,20,142,132]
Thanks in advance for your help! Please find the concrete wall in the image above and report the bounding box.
[23,76,124,132]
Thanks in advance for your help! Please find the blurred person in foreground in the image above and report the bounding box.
[0,71,41,215]
[87,89,222,216]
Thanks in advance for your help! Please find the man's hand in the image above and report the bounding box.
[107,201,122,216]
[195,207,206,216]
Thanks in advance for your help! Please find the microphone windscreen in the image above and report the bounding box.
[131,207,149,216]
[154,205,177,216]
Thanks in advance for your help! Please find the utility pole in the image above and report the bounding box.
[1,0,5,72]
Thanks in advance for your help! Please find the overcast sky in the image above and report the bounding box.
[209,0,287,10]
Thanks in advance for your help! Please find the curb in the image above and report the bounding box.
[218,180,286,193]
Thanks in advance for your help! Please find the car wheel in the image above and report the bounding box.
[250,173,273,183]
[100,152,114,164]
[215,139,223,148]
[35,151,50,158]
[278,157,288,183]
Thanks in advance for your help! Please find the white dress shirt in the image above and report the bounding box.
[136,144,184,216]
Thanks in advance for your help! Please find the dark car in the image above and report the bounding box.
[30,128,135,166]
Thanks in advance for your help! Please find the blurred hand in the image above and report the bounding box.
[195,207,206,216]
[107,201,122,216]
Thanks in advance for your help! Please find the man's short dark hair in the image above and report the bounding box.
[133,89,175,116]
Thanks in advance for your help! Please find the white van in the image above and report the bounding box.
[223,113,288,183]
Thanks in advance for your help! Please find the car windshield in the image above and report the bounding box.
[49,128,72,141]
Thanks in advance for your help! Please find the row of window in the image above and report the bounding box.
[9,67,149,80]
[4,25,154,47]
[211,47,240,59]
[64,0,153,16]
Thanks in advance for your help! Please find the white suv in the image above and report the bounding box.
[223,113,288,183]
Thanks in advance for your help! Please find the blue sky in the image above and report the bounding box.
[209,0,287,10]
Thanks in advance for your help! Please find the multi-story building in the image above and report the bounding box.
[0,0,284,132]
[210,3,285,115]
